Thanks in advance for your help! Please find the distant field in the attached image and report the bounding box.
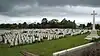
[0,33,89,56]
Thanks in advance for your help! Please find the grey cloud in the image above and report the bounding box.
[37,0,100,7]
[0,0,36,12]
[0,0,100,17]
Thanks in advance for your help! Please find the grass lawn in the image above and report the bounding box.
[0,33,89,56]
[97,31,100,36]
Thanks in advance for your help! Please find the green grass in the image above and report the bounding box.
[0,33,89,56]
[97,31,100,36]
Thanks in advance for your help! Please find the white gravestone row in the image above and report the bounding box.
[0,29,89,46]
[71,29,89,36]
[1,32,41,46]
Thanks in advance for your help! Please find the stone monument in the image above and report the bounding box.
[85,10,99,40]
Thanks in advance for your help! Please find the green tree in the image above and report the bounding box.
[49,19,58,24]
[28,23,34,29]
[41,18,48,25]
[10,23,18,29]
[72,20,76,29]
[79,24,85,29]
[23,22,28,29]
[87,22,92,29]
[96,24,100,29]
[60,18,67,28]
[18,23,23,29]
[48,19,59,28]
[61,18,67,24]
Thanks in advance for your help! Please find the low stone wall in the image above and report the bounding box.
[53,42,95,56]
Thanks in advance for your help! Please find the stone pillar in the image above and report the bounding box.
[93,12,95,30]
[85,10,99,40]
[91,10,97,30]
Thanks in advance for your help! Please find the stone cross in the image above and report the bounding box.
[91,10,97,30]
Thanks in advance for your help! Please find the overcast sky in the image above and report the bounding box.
[0,0,100,24]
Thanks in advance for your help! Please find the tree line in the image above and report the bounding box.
[0,18,76,29]
[79,22,100,29]
[0,18,100,29]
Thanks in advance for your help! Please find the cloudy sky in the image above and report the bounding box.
[0,0,100,24]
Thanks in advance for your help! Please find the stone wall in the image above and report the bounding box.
[53,42,95,56]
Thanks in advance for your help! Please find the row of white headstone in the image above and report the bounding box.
[0,29,89,46]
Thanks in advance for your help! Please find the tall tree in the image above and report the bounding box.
[41,18,48,28]
[28,23,34,29]
[60,18,67,28]
[48,19,59,28]
[61,18,67,24]
[18,23,23,29]
[87,22,92,29]
[49,19,58,24]
[41,18,48,25]
[72,20,76,29]
[23,22,28,29]
[79,24,85,29]
[95,24,100,29]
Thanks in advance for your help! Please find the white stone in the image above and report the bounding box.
[0,36,3,42]
[85,30,99,40]
[15,37,18,46]
[85,10,99,40]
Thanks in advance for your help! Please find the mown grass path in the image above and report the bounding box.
[0,33,89,56]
